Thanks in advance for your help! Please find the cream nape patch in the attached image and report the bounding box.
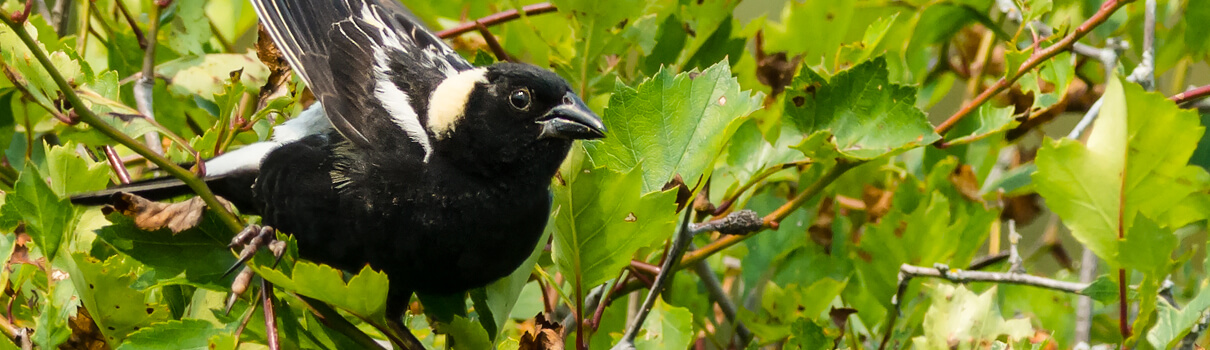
[427,68,488,139]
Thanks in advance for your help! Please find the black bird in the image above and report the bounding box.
[72,0,604,324]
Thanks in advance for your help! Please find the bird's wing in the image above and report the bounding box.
[250,0,472,154]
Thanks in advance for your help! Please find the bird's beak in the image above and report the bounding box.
[538,92,606,140]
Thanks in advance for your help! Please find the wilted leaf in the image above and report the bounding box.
[104,193,230,234]
[518,314,564,350]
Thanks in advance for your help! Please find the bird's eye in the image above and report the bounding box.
[509,89,531,110]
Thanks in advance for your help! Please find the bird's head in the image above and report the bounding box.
[426,62,605,176]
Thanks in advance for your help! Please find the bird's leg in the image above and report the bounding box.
[223,224,287,313]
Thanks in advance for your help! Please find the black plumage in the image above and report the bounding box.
[71,0,604,321]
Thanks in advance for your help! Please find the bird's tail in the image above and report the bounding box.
[70,170,259,212]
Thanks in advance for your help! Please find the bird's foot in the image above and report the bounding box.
[223,224,286,313]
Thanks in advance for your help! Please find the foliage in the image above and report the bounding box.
[0,0,1207,349]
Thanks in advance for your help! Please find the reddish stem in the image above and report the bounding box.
[1171,84,1210,105]
[436,3,558,39]
[102,146,131,184]
[933,0,1136,135]
[1118,268,1131,339]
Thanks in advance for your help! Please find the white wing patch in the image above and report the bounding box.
[205,104,333,176]
[427,68,488,140]
[373,50,435,161]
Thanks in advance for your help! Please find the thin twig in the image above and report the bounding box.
[612,209,695,350]
[261,279,280,350]
[474,21,512,62]
[436,3,557,39]
[0,12,245,233]
[102,146,131,184]
[1172,85,1210,105]
[111,0,146,49]
[689,243,753,346]
[934,0,1136,135]
[878,263,1090,350]
[135,3,165,155]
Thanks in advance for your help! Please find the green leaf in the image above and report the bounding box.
[551,164,678,292]
[160,0,213,56]
[45,143,111,195]
[632,297,693,350]
[1033,77,1204,265]
[911,285,1032,349]
[1147,267,1210,348]
[785,318,829,349]
[784,57,940,161]
[66,253,172,344]
[5,164,77,262]
[1184,0,1210,56]
[94,211,236,290]
[478,226,552,342]
[944,104,1018,145]
[1117,215,1175,275]
[1079,276,1119,304]
[157,53,270,102]
[443,315,492,350]
[761,0,856,67]
[584,61,762,193]
[253,261,390,322]
[117,319,231,350]
[33,279,77,349]
[1019,51,1074,110]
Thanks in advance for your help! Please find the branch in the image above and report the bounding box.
[135,3,166,154]
[612,209,696,350]
[1172,85,1210,105]
[0,12,245,233]
[934,0,1136,135]
[436,3,558,39]
[689,243,753,346]
[878,263,1090,350]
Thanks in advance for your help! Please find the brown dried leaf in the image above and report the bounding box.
[518,313,564,350]
[809,197,834,250]
[861,185,894,221]
[102,193,232,234]
[61,307,109,350]
[948,164,982,202]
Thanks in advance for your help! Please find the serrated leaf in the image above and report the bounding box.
[785,318,829,349]
[253,261,389,322]
[584,61,762,193]
[632,297,693,350]
[443,315,492,350]
[1117,215,1175,275]
[94,211,236,290]
[944,104,1018,145]
[157,53,270,101]
[6,164,76,262]
[160,0,212,56]
[1080,276,1119,304]
[66,253,172,344]
[784,57,940,161]
[45,143,110,195]
[1019,52,1073,110]
[1147,267,1210,348]
[116,319,231,350]
[912,285,1032,349]
[551,165,678,292]
[1033,77,1204,265]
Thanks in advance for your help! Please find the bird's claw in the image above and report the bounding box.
[223,224,285,314]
